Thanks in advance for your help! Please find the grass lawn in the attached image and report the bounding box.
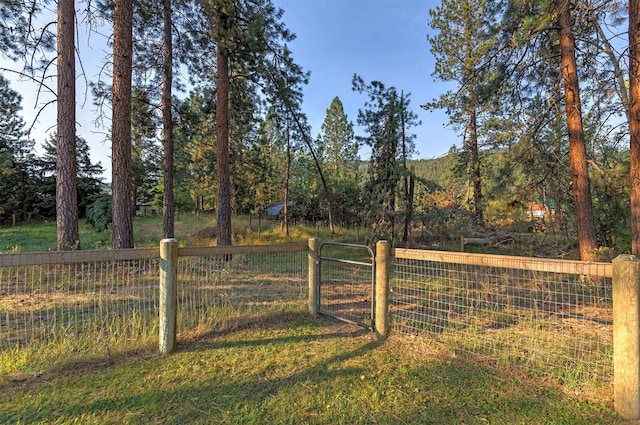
[0,313,624,425]
[0,215,351,253]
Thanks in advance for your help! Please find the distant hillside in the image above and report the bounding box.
[357,156,450,186]
[407,157,448,185]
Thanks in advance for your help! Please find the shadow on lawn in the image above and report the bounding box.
[0,313,625,424]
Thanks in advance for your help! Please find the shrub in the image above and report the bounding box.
[86,193,112,232]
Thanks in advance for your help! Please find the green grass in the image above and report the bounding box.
[0,215,364,253]
[0,314,622,424]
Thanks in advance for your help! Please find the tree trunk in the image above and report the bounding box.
[56,0,79,251]
[401,91,410,247]
[558,4,597,261]
[630,0,640,255]
[216,45,232,246]
[111,0,134,249]
[284,122,291,237]
[405,167,415,248]
[162,0,174,239]
[469,105,483,224]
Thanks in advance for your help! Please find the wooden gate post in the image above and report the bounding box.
[375,240,390,340]
[613,254,640,419]
[308,238,319,316]
[159,238,178,354]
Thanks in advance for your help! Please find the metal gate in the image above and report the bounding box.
[318,242,375,330]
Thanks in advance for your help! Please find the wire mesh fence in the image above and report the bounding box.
[176,247,308,337]
[0,249,160,355]
[0,240,616,393]
[391,249,613,387]
[0,245,307,373]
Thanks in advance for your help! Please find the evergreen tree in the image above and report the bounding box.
[0,73,38,225]
[40,135,105,220]
[353,75,418,242]
[172,91,217,214]
[556,1,597,261]
[131,88,161,207]
[0,74,28,163]
[247,107,287,217]
[197,0,307,245]
[317,96,360,226]
[317,97,357,179]
[425,0,505,223]
[161,0,174,238]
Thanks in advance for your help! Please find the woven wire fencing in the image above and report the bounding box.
[391,249,613,388]
[0,250,160,357]
[0,245,307,374]
[175,245,308,338]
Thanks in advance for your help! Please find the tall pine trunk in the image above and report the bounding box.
[630,0,640,255]
[558,4,597,261]
[111,0,134,249]
[162,0,174,239]
[284,123,291,237]
[216,45,232,246]
[56,0,79,250]
[469,106,482,224]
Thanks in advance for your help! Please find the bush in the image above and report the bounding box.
[86,193,112,232]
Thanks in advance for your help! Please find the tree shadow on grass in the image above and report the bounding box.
[0,314,625,425]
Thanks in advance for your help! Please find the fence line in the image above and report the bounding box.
[0,244,307,372]
[0,241,620,408]
[391,248,613,390]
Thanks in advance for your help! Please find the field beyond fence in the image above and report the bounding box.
[0,241,617,408]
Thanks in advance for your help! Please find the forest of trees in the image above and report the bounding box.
[0,0,638,261]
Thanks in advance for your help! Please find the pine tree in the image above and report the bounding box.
[40,135,105,220]
[0,73,37,225]
[199,0,306,245]
[131,88,161,207]
[317,96,360,226]
[161,0,174,238]
[353,76,418,242]
[556,0,597,260]
[172,91,217,214]
[426,0,504,224]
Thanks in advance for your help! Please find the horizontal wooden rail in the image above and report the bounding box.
[0,244,309,268]
[0,248,160,267]
[178,244,307,257]
[393,248,612,278]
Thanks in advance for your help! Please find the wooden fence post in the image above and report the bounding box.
[375,240,390,340]
[159,238,178,354]
[308,238,319,316]
[613,254,640,420]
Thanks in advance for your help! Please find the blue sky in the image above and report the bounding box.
[275,0,458,159]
